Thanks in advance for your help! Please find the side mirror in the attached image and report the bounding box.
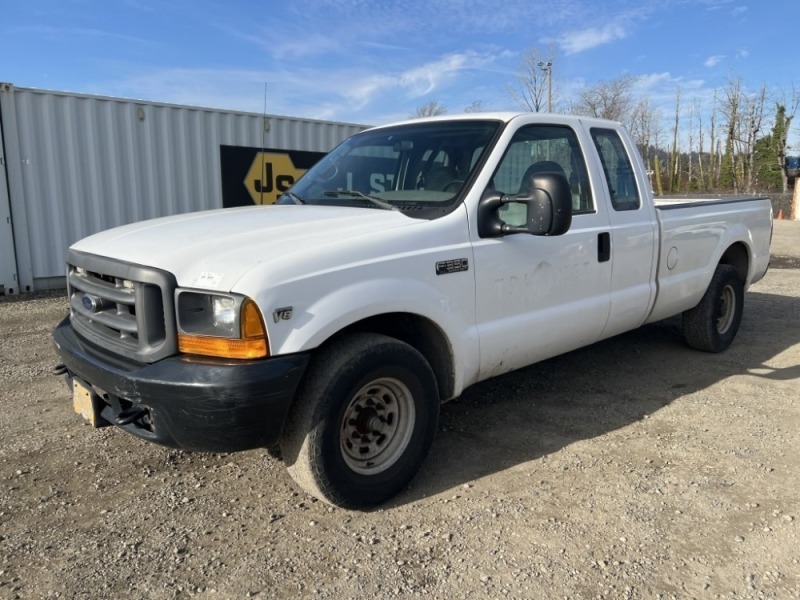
[478,173,573,238]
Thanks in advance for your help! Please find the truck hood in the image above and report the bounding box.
[71,205,421,291]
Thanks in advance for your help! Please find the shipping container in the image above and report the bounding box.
[0,83,367,294]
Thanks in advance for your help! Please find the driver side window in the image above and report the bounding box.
[492,125,594,218]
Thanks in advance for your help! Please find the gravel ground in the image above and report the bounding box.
[1,223,799,599]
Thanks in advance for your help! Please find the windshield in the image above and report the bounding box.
[281,120,501,216]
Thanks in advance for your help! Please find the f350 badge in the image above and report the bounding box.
[435,258,469,276]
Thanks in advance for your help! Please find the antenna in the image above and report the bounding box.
[260,82,268,205]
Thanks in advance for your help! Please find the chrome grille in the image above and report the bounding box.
[67,250,178,363]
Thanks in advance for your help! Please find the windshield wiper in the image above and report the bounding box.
[281,190,306,205]
[324,190,396,210]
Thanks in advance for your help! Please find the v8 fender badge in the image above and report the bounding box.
[272,307,293,323]
[436,258,469,276]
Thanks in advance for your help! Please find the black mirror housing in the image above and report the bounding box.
[478,173,573,238]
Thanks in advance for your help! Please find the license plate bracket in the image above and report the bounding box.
[72,379,101,427]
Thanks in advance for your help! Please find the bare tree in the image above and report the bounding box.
[463,100,485,113]
[653,154,664,196]
[412,100,448,118]
[508,46,556,112]
[776,83,800,193]
[669,86,681,193]
[709,90,720,189]
[571,74,640,125]
[629,97,660,158]
[652,119,665,196]
[629,97,661,191]
[714,139,724,189]
[743,84,767,193]
[718,78,769,193]
[720,76,743,192]
[691,99,706,191]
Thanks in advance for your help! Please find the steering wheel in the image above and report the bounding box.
[443,180,464,192]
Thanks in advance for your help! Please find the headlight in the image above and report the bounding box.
[212,296,237,329]
[175,291,269,359]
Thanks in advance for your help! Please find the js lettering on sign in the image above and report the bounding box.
[244,152,307,205]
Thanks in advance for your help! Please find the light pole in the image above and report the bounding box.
[538,60,553,112]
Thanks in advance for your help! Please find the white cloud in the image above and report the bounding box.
[342,74,397,110]
[737,48,750,59]
[16,25,154,46]
[635,72,674,91]
[700,0,735,10]
[699,1,749,17]
[399,53,483,97]
[296,0,579,35]
[269,33,344,60]
[681,78,707,91]
[557,23,628,54]
[221,26,342,61]
[90,68,272,113]
[87,49,509,126]
[341,50,506,112]
[704,55,725,68]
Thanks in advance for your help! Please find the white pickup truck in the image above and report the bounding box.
[52,113,772,508]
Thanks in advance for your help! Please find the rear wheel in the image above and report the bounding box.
[280,333,439,508]
[683,264,744,353]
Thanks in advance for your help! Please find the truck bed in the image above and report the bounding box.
[646,195,773,323]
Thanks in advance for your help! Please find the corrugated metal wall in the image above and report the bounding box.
[0,84,366,292]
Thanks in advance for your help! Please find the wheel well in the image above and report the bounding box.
[719,243,749,282]
[328,313,455,401]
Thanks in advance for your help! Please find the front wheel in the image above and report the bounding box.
[682,264,744,353]
[280,333,439,508]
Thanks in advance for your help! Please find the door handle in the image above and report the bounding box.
[598,232,611,263]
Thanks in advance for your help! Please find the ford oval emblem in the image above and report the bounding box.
[82,294,99,313]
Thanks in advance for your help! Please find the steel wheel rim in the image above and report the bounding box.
[340,377,416,475]
[716,284,736,334]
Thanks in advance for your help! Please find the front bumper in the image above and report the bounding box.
[52,316,309,452]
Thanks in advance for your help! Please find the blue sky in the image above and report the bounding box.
[1,0,796,144]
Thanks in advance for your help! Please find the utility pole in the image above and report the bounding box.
[538,61,553,112]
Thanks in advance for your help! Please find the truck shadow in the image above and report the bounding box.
[393,290,800,507]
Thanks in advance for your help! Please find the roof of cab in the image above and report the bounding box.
[366,112,623,131]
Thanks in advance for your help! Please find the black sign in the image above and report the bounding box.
[220,145,327,208]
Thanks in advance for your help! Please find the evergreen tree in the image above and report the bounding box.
[754,134,782,191]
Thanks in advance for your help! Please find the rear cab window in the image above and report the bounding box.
[590,128,641,211]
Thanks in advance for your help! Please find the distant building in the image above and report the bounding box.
[786,156,800,179]
[0,83,367,294]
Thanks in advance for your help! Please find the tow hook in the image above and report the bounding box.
[52,363,68,376]
[116,407,148,426]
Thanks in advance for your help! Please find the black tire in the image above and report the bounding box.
[280,333,439,509]
[682,264,744,353]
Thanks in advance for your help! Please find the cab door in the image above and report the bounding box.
[470,123,612,380]
[588,127,658,339]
